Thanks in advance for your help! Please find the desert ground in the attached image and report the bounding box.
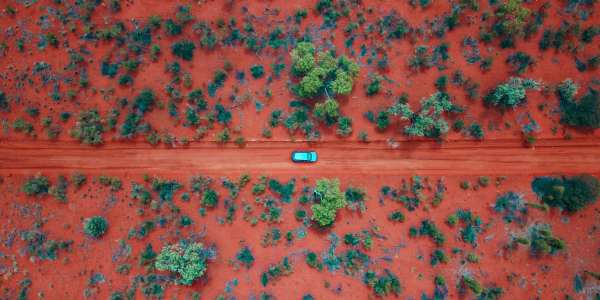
[0,0,599,299]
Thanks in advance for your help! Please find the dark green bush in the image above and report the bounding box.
[557,80,600,129]
[83,216,108,238]
[71,109,104,145]
[171,40,196,61]
[529,223,565,257]
[22,175,50,197]
[250,65,264,79]
[236,246,255,269]
[531,174,599,212]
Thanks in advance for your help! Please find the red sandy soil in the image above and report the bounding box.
[0,172,599,299]
[1,139,600,176]
[0,0,599,299]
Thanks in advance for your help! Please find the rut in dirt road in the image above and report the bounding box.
[1,138,599,176]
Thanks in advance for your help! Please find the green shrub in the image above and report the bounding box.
[236,246,255,269]
[22,175,50,197]
[155,242,209,285]
[528,223,565,257]
[311,178,347,227]
[250,65,265,79]
[388,210,405,222]
[171,40,196,61]
[345,186,366,211]
[0,91,9,111]
[484,77,539,109]
[83,216,108,238]
[290,42,359,99]
[556,80,600,129]
[506,51,534,74]
[363,269,402,297]
[313,98,340,125]
[71,109,104,145]
[468,123,484,140]
[202,188,219,208]
[461,275,482,295]
[388,92,459,139]
[336,116,352,136]
[365,74,382,96]
[531,174,599,212]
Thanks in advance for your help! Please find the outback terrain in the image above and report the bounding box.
[0,0,599,299]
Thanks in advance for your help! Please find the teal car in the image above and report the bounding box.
[291,150,318,163]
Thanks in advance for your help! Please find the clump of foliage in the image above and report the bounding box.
[311,178,347,227]
[268,178,296,203]
[556,79,600,129]
[0,91,8,112]
[506,51,534,74]
[71,109,104,145]
[133,88,157,114]
[531,174,600,212]
[202,188,219,208]
[236,246,255,269]
[155,242,211,285]
[490,0,533,41]
[363,269,402,297]
[388,92,461,139]
[22,175,50,197]
[410,220,445,246]
[261,256,293,287]
[290,42,360,99]
[20,230,72,261]
[345,186,367,212]
[171,40,196,61]
[460,275,482,296]
[528,223,566,257]
[83,216,109,239]
[484,77,539,109]
[494,191,528,224]
[454,209,483,246]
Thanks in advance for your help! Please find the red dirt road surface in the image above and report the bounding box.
[2,138,600,176]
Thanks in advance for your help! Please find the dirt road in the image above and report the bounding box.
[1,138,599,176]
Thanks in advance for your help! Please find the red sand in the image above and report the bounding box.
[0,0,599,299]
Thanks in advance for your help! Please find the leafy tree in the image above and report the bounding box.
[461,275,482,295]
[202,188,219,208]
[388,92,458,138]
[313,98,339,125]
[215,103,232,124]
[22,175,50,197]
[365,74,382,96]
[290,42,359,100]
[469,123,484,140]
[528,223,565,257]
[484,77,539,109]
[133,89,156,114]
[408,46,432,71]
[363,269,402,297]
[311,178,347,227]
[336,116,352,136]
[506,51,534,74]
[531,174,599,212]
[83,216,108,238]
[71,109,104,145]
[556,80,600,129]
[155,242,209,285]
[250,65,264,79]
[376,110,390,131]
[236,246,255,269]
[171,40,196,61]
[494,0,531,37]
